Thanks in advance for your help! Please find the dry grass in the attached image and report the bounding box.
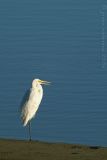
[0,139,107,160]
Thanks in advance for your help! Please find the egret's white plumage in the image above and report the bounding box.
[21,79,50,127]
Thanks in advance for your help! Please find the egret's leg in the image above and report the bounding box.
[28,121,32,141]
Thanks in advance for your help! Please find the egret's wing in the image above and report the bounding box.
[19,89,31,113]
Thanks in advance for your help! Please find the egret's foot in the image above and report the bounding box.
[29,138,32,142]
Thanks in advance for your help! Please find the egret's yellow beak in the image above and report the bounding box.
[39,80,51,85]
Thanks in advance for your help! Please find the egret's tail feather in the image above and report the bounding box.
[22,116,29,126]
[23,120,28,126]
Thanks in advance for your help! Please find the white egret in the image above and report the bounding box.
[20,78,50,141]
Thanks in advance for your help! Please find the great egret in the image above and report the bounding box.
[20,79,50,141]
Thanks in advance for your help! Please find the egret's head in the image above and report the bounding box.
[32,79,51,88]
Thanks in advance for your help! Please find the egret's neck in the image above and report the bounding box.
[32,83,43,99]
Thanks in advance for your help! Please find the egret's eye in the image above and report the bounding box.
[38,80,42,83]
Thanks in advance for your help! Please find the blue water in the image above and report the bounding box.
[0,0,107,146]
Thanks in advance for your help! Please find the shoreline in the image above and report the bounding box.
[0,139,107,160]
